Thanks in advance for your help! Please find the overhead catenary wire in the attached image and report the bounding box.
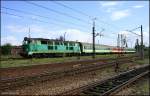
[1,11,52,24]
[52,1,122,31]
[2,6,88,29]
[25,1,115,35]
[25,1,92,25]
[125,26,141,36]
[1,11,88,32]
[2,1,120,45]
[52,1,93,19]
[52,1,106,29]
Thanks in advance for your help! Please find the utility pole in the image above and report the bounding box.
[120,34,123,48]
[116,34,120,72]
[92,18,96,59]
[29,27,31,38]
[117,34,120,48]
[140,25,144,59]
[126,25,144,59]
[136,38,139,55]
[64,32,66,41]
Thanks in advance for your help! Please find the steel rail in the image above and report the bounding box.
[1,55,137,61]
[60,64,149,95]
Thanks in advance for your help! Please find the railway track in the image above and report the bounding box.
[0,57,135,91]
[1,55,136,61]
[61,64,149,95]
[0,56,139,92]
[1,55,138,79]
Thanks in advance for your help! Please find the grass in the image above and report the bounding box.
[128,76,149,95]
[135,78,150,95]
[0,54,134,68]
[1,55,22,59]
[134,58,149,65]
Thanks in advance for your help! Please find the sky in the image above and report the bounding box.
[1,1,149,48]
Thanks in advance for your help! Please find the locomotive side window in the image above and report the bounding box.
[64,42,68,46]
[66,46,68,50]
[69,47,73,50]
[48,41,53,45]
[48,46,53,50]
[41,41,47,44]
[55,42,59,45]
[69,43,74,46]
[55,46,57,50]
[60,42,63,45]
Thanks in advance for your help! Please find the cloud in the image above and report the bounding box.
[106,7,116,13]
[6,24,47,33]
[5,24,92,45]
[100,1,118,7]
[132,5,144,8]
[110,9,130,21]
[1,36,20,45]
[63,29,92,43]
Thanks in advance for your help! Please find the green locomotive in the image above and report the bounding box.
[20,37,135,58]
[21,37,81,57]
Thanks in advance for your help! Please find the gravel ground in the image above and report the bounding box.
[1,59,107,79]
[115,76,149,95]
[1,62,142,95]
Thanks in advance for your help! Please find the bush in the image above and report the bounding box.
[1,43,12,55]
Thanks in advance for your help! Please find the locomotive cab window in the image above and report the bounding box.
[28,40,31,44]
[32,40,35,44]
[23,40,27,44]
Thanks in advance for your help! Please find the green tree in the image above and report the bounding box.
[1,43,12,55]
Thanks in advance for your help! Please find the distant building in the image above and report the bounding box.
[11,46,22,56]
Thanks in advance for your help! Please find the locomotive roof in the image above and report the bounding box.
[24,37,79,43]
[81,42,116,48]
